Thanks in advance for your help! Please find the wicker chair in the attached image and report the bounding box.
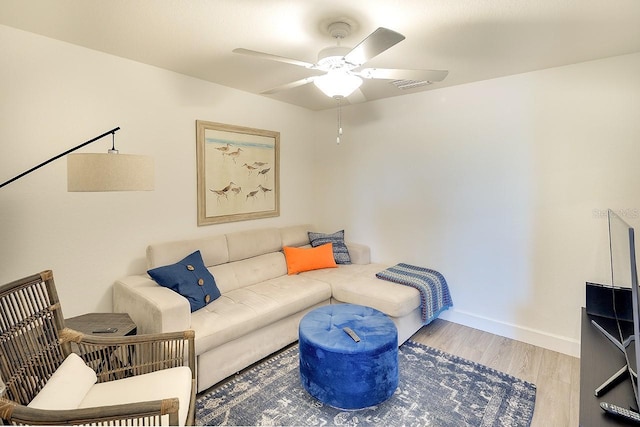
[0,270,196,426]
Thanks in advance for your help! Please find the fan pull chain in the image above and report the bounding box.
[337,99,343,144]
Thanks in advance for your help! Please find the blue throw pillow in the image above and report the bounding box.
[308,230,351,264]
[147,250,221,312]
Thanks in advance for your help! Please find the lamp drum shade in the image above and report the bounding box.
[67,153,154,192]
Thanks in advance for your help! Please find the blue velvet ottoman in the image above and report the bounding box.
[298,304,398,410]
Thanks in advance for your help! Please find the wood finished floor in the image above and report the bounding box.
[410,318,580,427]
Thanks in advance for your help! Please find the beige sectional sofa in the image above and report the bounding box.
[113,224,424,393]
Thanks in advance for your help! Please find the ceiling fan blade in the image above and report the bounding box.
[343,27,405,66]
[233,48,315,69]
[358,68,449,82]
[260,76,318,95]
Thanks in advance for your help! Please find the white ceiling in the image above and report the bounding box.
[1,0,639,111]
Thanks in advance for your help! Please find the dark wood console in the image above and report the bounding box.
[580,307,638,426]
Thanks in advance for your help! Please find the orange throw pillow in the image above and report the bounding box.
[283,243,338,275]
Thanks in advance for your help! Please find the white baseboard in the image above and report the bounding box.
[438,309,580,358]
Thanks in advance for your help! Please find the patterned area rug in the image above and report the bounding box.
[196,340,536,426]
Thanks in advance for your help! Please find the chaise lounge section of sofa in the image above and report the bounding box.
[113,224,424,392]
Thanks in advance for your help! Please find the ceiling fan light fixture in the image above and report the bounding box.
[317,46,351,69]
[313,70,363,98]
[234,22,448,107]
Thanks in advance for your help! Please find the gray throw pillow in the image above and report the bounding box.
[308,230,351,264]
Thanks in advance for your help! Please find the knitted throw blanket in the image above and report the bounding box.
[376,263,453,324]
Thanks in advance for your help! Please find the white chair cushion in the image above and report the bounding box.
[78,366,192,426]
[28,353,97,410]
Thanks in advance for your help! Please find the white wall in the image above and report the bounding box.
[314,52,640,356]
[0,25,319,317]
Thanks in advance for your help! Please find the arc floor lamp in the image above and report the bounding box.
[0,127,152,396]
[0,127,154,191]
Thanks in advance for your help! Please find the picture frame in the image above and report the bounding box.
[196,120,280,225]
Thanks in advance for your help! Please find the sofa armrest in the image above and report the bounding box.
[113,275,191,335]
[346,242,370,265]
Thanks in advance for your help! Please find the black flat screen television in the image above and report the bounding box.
[607,209,640,412]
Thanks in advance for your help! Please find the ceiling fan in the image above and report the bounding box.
[233,21,448,102]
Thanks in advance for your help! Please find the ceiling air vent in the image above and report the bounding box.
[391,79,432,90]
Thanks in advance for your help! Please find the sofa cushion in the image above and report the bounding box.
[283,243,337,275]
[210,252,288,293]
[27,353,97,410]
[302,264,422,318]
[147,234,229,269]
[190,275,331,354]
[308,230,351,264]
[78,366,192,426]
[280,224,313,247]
[226,227,282,262]
[148,250,221,312]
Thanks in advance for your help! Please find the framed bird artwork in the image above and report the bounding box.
[196,120,279,225]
